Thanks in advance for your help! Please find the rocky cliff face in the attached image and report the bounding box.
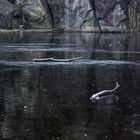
[0,0,52,29]
[0,0,139,32]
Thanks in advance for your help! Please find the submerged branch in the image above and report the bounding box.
[33,56,83,62]
[90,82,120,102]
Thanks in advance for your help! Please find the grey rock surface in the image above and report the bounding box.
[0,0,139,32]
[49,0,140,32]
[0,0,52,29]
[0,0,15,28]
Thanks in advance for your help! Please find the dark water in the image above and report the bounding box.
[0,33,140,140]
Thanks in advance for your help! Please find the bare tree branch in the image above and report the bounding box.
[33,56,83,62]
[90,82,120,102]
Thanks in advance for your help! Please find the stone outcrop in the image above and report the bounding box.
[0,0,139,32]
[128,0,140,31]
[48,0,140,32]
[0,0,16,28]
[0,0,52,29]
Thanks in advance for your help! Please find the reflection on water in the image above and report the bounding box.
[0,33,140,140]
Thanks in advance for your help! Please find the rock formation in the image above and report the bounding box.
[0,0,139,32]
[0,0,52,29]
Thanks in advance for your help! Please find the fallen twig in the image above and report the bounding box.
[33,56,83,62]
[90,82,120,102]
[33,57,55,62]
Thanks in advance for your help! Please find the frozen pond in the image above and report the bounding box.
[0,33,140,140]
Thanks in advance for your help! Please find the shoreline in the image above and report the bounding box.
[0,29,139,34]
[0,29,64,34]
